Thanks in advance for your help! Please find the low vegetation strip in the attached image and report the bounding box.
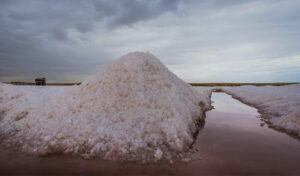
[189,83,298,87]
[6,82,298,87]
[7,82,81,86]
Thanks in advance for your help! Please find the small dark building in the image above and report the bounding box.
[35,77,46,85]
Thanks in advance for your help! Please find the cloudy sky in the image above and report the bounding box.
[0,0,299,83]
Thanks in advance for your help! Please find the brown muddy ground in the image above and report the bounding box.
[0,93,300,175]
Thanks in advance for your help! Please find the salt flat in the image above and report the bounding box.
[221,85,300,137]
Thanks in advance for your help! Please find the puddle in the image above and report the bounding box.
[0,93,299,175]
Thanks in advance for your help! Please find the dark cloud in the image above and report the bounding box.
[0,0,299,82]
[94,0,181,27]
[0,0,183,82]
[1,0,182,41]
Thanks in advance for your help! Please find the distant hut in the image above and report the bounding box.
[35,77,46,85]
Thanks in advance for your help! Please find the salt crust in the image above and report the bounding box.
[0,52,212,162]
[222,85,300,136]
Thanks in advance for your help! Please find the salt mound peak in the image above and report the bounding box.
[0,52,212,162]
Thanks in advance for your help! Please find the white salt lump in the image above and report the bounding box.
[0,52,212,162]
[222,85,300,136]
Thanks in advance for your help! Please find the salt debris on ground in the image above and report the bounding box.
[0,52,212,162]
[222,85,300,136]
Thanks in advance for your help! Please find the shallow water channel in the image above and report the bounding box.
[0,93,300,175]
[193,93,300,175]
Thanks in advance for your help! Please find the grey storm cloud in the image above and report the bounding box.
[94,0,182,27]
[0,0,183,82]
[1,0,182,41]
[0,0,300,83]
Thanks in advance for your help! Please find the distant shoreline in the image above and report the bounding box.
[4,82,81,86]
[4,82,299,86]
[189,82,298,87]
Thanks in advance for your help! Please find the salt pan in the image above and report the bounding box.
[222,85,300,136]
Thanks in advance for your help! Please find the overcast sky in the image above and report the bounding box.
[0,0,299,83]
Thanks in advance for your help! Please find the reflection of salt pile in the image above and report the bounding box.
[0,52,212,162]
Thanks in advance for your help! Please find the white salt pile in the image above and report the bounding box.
[222,85,300,136]
[0,52,212,162]
[0,84,68,137]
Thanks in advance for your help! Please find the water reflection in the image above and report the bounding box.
[211,92,258,115]
[195,93,300,175]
